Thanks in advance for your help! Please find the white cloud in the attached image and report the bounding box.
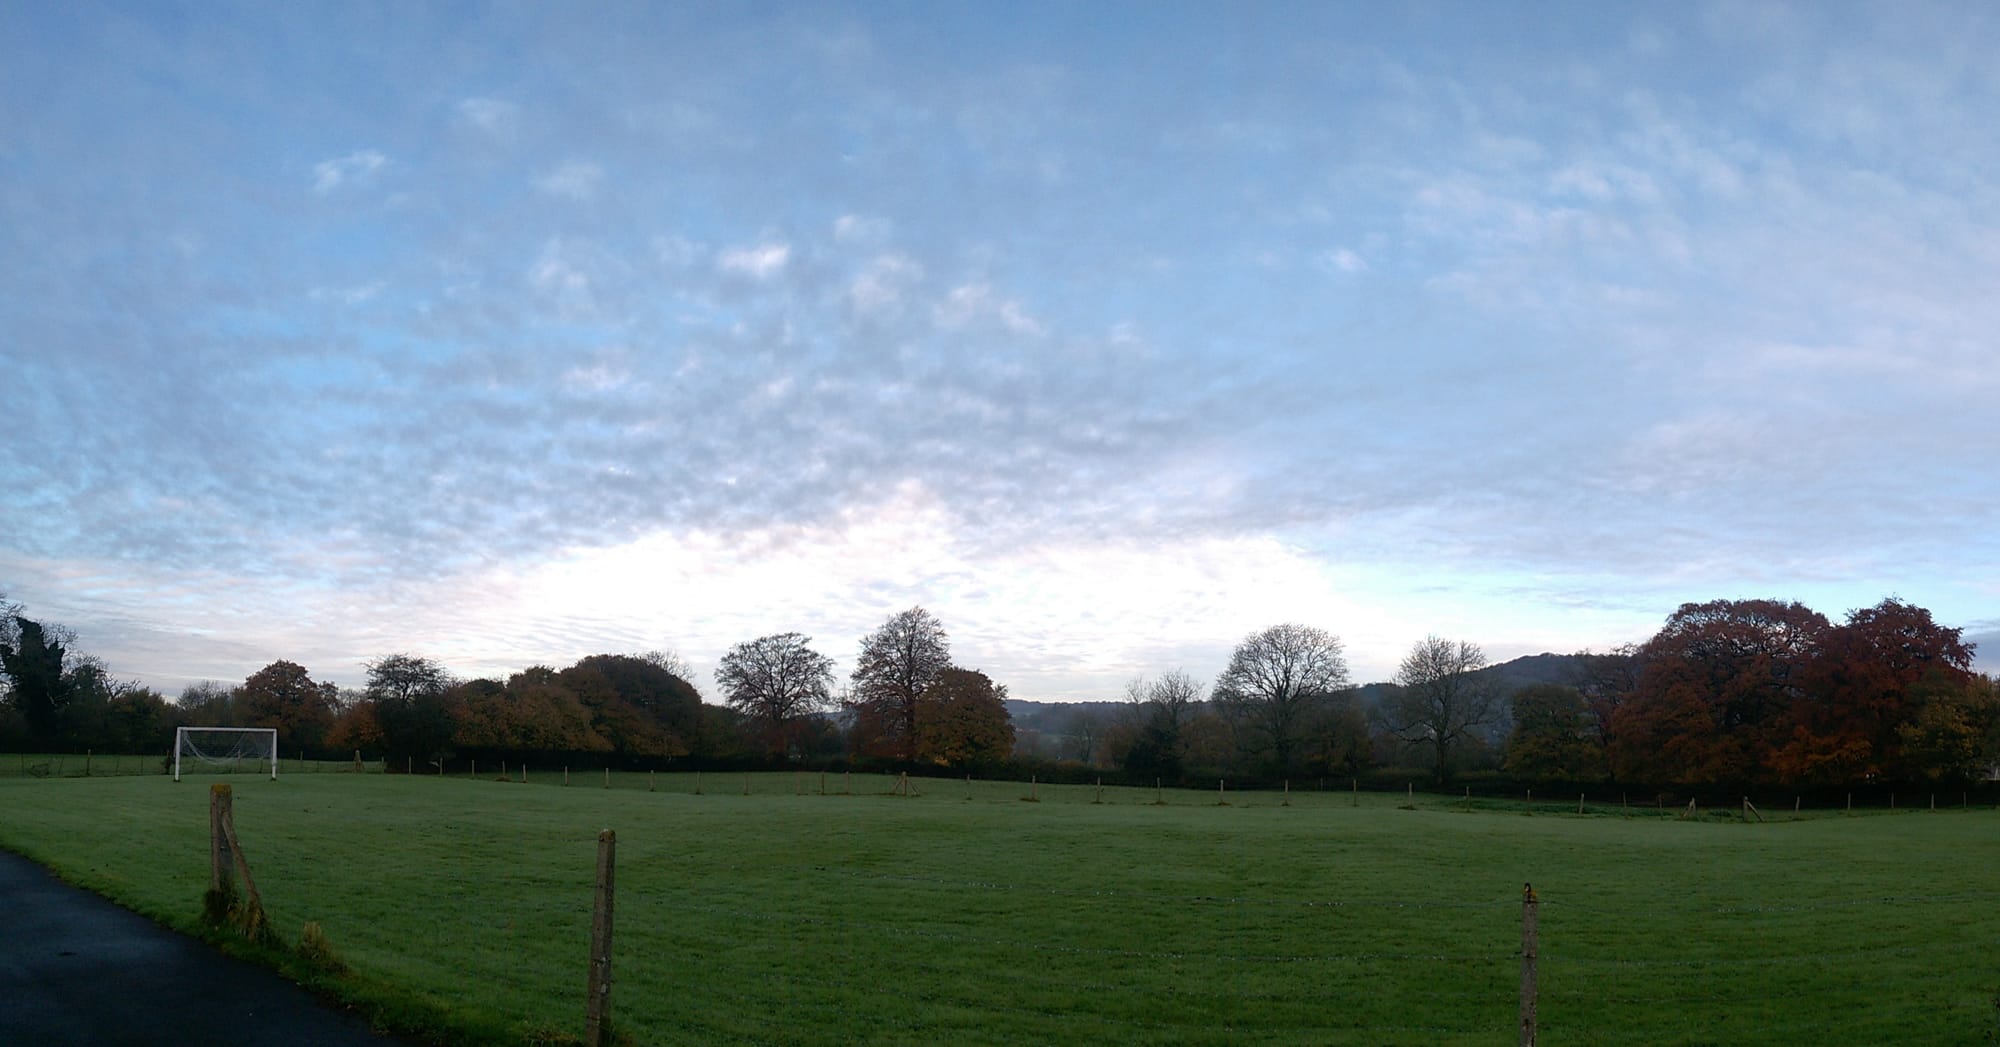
[535,161,603,200]
[1320,248,1367,274]
[847,253,921,314]
[308,281,385,306]
[934,282,1044,336]
[311,150,388,194]
[457,97,518,134]
[717,242,791,279]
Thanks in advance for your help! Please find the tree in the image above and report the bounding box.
[176,681,239,726]
[717,633,835,757]
[1381,636,1501,784]
[1503,684,1603,781]
[1119,670,1203,778]
[1608,599,1829,785]
[364,653,457,765]
[848,608,952,762]
[0,617,71,746]
[914,667,1016,769]
[639,649,696,681]
[1572,644,1641,770]
[1776,598,1975,783]
[1895,670,1997,784]
[237,660,339,753]
[570,654,702,757]
[1212,624,1350,775]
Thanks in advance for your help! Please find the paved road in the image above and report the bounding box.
[0,849,410,1046]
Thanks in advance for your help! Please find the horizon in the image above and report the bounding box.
[4,3,1996,700]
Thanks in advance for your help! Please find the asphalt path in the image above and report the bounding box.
[0,848,410,1046]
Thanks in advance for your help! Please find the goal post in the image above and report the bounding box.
[175,727,279,782]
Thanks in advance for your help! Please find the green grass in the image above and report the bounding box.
[0,751,381,778]
[2,771,1997,1045]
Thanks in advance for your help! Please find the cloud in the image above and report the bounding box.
[1319,248,1367,274]
[311,150,388,194]
[716,242,791,279]
[457,97,519,134]
[933,282,1043,337]
[535,160,603,200]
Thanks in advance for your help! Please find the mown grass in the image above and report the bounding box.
[0,751,380,778]
[1,770,1996,1045]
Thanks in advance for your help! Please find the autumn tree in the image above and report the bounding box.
[453,669,609,754]
[1212,624,1350,775]
[570,654,702,757]
[848,608,952,762]
[1776,598,1975,783]
[1380,636,1501,784]
[364,653,457,766]
[1608,599,1829,785]
[1895,670,1997,784]
[1503,684,1603,781]
[914,667,1016,769]
[236,660,339,752]
[718,633,835,757]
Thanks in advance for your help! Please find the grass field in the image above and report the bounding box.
[1,770,1996,1045]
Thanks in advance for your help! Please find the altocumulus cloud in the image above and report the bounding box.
[1,2,1995,691]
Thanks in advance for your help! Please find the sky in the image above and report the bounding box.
[3,1,1996,701]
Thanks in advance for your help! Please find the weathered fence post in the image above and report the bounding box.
[585,829,616,1047]
[1520,882,1539,1047]
[210,783,231,893]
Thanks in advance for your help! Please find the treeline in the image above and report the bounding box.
[0,599,1015,774]
[2,591,1993,789]
[1049,598,1997,790]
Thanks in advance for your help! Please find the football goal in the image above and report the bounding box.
[174,726,279,781]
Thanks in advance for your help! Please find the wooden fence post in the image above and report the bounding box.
[585,829,616,1047]
[210,784,230,893]
[1520,882,1539,1047]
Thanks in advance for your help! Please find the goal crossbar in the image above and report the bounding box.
[174,726,279,781]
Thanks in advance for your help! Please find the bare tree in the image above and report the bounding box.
[1122,669,1204,777]
[848,607,952,761]
[1213,624,1350,774]
[1382,636,1500,783]
[639,649,696,682]
[717,633,834,756]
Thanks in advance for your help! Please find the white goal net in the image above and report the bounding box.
[174,727,279,781]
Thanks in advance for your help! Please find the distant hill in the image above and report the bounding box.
[1005,652,1588,720]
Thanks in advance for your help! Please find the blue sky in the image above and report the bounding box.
[3,1,1995,698]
